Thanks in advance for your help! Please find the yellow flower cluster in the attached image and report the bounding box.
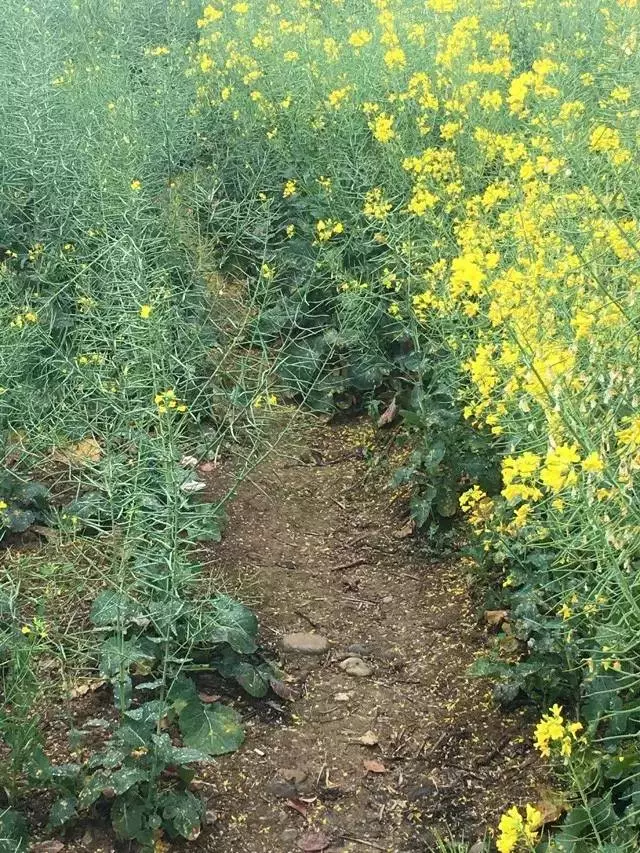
[10,310,38,329]
[496,804,542,853]
[315,219,344,242]
[185,0,640,704]
[154,389,187,414]
[534,704,583,759]
[363,187,392,220]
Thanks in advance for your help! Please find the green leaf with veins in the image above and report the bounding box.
[178,698,244,755]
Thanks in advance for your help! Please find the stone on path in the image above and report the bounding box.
[339,656,373,677]
[282,632,329,655]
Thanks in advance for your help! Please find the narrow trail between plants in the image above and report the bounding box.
[195,418,541,853]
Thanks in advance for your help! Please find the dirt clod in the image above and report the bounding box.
[282,632,330,655]
[339,656,373,678]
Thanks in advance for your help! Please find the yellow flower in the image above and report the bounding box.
[589,125,622,153]
[139,304,153,319]
[617,416,640,449]
[155,389,187,415]
[283,179,297,198]
[0,500,7,511]
[315,219,344,242]
[559,603,572,620]
[539,445,580,493]
[369,113,396,143]
[582,452,604,473]
[496,804,542,853]
[384,46,406,69]
[260,263,275,280]
[348,29,372,48]
[363,187,392,219]
[130,179,142,191]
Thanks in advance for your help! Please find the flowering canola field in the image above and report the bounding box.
[2,0,640,847]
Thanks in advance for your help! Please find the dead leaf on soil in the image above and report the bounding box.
[499,635,521,655]
[395,518,415,539]
[53,437,102,467]
[180,478,206,494]
[30,842,65,853]
[297,831,331,852]
[535,789,570,825]
[484,609,508,627]
[356,730,379,747]
[363,759,387,774]
[285,799,309,819]
[31,525,58,541]
[334,692,352,703]
[180,455,199,468]
[198,691,221,704]
[270,678,298,701]
[70,678,106,699]
[377,397,398,427]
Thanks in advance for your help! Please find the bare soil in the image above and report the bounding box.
[191,417,542,853]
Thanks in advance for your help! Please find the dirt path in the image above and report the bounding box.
[195,418,541,853]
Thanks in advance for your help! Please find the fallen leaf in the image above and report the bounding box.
[180,455,199,468]
[180,478,206,494]
[54,437,102,466]
[535,789,570,825]
[281,768,308,784]
[334,692,352,703]
[363,759,387,774]
[70,678,106,699]
[30,843,65,853]
[377,397,398,427]
[198,692,221,704]
[270,678,298,701]
[484,609,508,627]
[395,518,415,539]
[31,525,58,541]
[297,831,331,852]
[357,730,379,747]
[499,635,521,655]
[285,799,309,818]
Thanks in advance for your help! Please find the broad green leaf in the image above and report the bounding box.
[111,792,148,842]
[162,790,203,840]
[2,508,35,532]
[99,637,155,679]
[48,795,78,829]
[179,698,244,755]
[109,766,148,796]
[77,773,108,810]
[204,595,259,654]
[90,590,135,627]
[0,808,28,851]
[167,673,198,714]
[233,661,270,697]
[150,733,210,766]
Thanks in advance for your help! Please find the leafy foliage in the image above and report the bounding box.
[0,471,49,536]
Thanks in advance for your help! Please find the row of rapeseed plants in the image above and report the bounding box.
[184,0,640,848]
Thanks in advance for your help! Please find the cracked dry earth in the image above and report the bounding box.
[193,418,542,853]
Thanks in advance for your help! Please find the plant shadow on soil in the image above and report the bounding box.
[9,417,543,853]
